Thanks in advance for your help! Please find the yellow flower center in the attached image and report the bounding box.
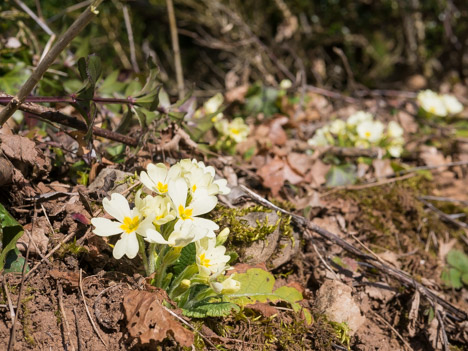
[364,131,371,138]
[192,184,197,193]
[178,205,193,220]
[429,106,436,114]
[199,253,211,267]
[230,128,240,135]
[120,216,140,234]
[156,181,168,193]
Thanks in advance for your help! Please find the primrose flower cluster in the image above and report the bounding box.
[91,159,241,301]
[195,93,250,149]
[307,111,405,157]
[417,90,463,117]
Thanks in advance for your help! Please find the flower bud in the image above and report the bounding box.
[216,228,230,247]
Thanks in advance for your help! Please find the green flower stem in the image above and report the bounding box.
[137,235,149,275]
[147,243,157,275]
[168,264,198,299]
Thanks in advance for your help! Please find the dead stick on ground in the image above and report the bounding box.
[79,269,107,347]
[0,0,103,126]
[58,282,76,351]
[24,230,80,281]
[240,184,468,322]
[370,310,414,351]
[2,278,16,320]
[7,202,35,351]
[122,4,140,73]
[73,306,83,351]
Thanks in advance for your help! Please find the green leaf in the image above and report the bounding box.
[0,203,25,271]
[446,250,468,273]
[3,249,28,273]
[173,243,196,276]
[462,272,468,286]
[224,268,305,314]
[86,54,102,84]
[441,267,463,289]
[0,63,31,94]
[325,164,357,187]
[77,57,87,81]
[183,301,240,318]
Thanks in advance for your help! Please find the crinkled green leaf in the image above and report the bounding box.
[86,54,102,84]
[0,203,25,271]
[4,249,28,273]
[183,300,240,318]
[462,272,468,286]
[224,268,304,312]
[446,249,468,273]
[441,267,463,289]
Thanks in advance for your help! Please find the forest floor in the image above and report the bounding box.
[1,79,468,351]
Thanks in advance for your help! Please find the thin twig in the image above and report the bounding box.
[7,202,35,351]
[13,0,55,36]
[0,0,103,126]
[0,93,139,146]
[73,307,83,351]
[162,305,217,348]
[79,269,107,347]
[370,310,414,351]
[2,277,16,320]
[419,198,468,229]
[307,232,338,279]
[57,282,76,351]
[122,4,140,73]
[24,230,79,281]
[333,47,356,91]
[400,160,468,174]
[166,0,185,99]
[435,307,450,351]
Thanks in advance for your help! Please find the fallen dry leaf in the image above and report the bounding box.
[123,289,194,346]
[246,302,278,317]
[49,270,80,288]
[257,157,303,196]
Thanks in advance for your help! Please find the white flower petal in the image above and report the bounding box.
[192,217,219,232]
[103,193,130,222]
[91,218,123,237]
[145,228,168,244]
[140,171,156,192]
[113,236,127,259]
[126,232,140,258]
[168,177,188,207]
[191,193,217,216]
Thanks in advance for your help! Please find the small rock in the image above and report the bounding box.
[88,168,132,194]
[315,280,366,335]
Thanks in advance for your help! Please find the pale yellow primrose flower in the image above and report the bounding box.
[140,163,180,195]
[347,111,373,127]
[168,177,219,236]
[211,276,241,294]
[307,128,330,147]
[330,119,346,135]
[145,220,208,247]
[177,159,230,196]
[356,120,384,143]
[388,143,403,158]
[91,193,153,259]
[417,90,447,117]
[135,191,176,225]
[387,121,404,139]
[196,236,231,277]
[441,94,463,115]
[227,117,250,143]
[204,93,224,122]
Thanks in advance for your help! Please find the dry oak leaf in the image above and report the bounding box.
[257,157,303,196]
[123,289,194,346]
